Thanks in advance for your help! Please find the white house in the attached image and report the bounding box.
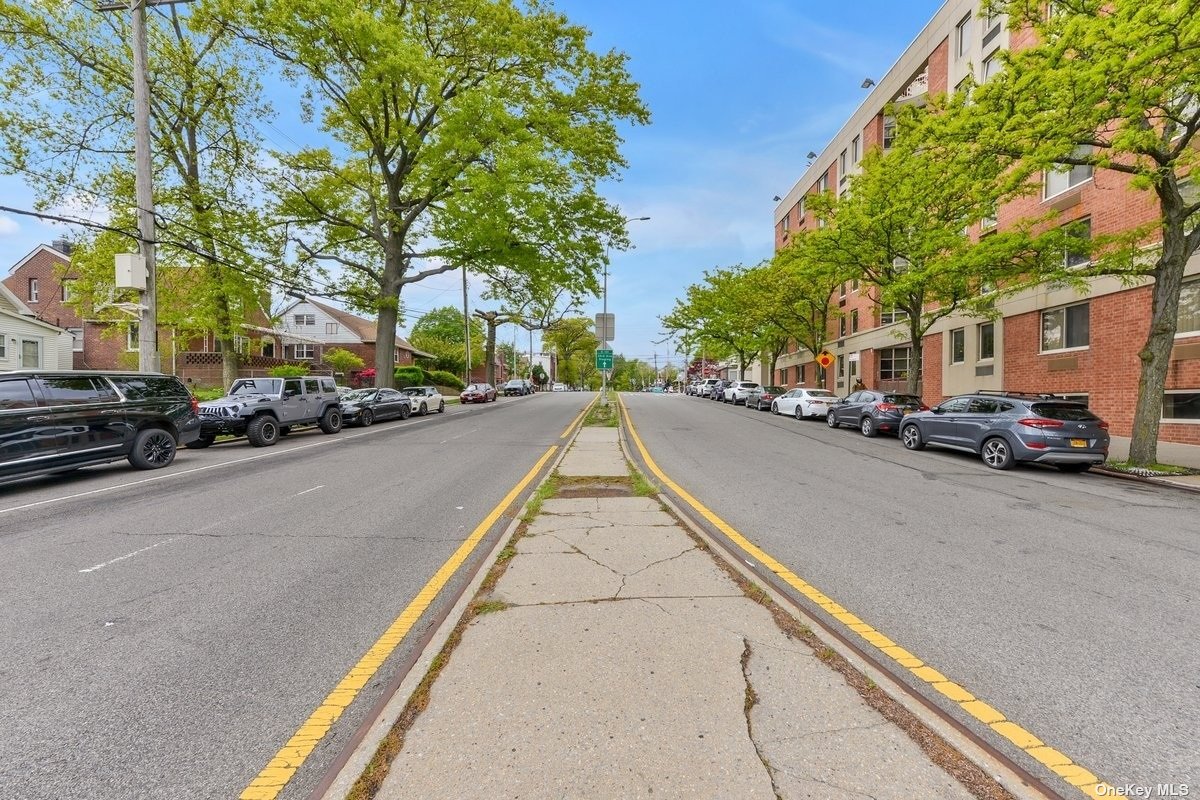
[0,281,74,370]
[278,298,432,366]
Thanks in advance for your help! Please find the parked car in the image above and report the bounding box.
[460,383,497,403]
[708,379,730,400]
[400,386,445,415]
[503,379,533,396]
[744,385,786,411]
[0,371,200,483]
[723,380,760,405]
[899,391,1110,471]
[197,375,343,447]
[697,378,721,397]
[827,390,928,437]
[772,388,840,419]
[340,388,412,426]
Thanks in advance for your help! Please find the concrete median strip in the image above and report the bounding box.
[334,401,1019,800]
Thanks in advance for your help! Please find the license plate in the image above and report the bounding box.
[1070,438,1087,448]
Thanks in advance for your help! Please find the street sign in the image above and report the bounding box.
[816,350,835,369]
[595,348,613,370]
[595,313,615,342]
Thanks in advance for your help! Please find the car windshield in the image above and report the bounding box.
[1031,403,1100,421]
[401,388,425,396]
[504,381,522,387]
[806,390,836,397]
[465,385,482,391]
[342,389,376,402]
[229,378,281,396]
[738,382,758,388]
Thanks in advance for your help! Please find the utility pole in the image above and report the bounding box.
[461,265,471,385]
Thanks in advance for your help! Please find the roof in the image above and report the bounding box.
[301,298,434,358]
[5,243,69,276]
[0,304,69,333]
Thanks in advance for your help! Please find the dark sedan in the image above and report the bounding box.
[339,388,412,426]
[744,385,786,411]
[827,390,927,437]
[460,383,497,403]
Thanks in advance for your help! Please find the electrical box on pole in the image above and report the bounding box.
[115,253,148,291]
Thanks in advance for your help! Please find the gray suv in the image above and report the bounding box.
[899,391,1109,472]
[196,375,342,448]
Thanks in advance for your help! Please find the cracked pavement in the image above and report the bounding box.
[374,428,976,800]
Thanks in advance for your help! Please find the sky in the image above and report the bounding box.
[0,0,945,372]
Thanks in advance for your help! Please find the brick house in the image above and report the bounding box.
[768,0,1200,450]
[279,298,433,383]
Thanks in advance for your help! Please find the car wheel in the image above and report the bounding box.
[826,410,838,428]
[1057,463,1091,473]
[438,401,446,413]
[901,424,925,450]
[794,405,804,420]
[247,415,279,447]
[128,428,176,469]
[860,416,877,438]
[399,404,411,420]
[359,409,374,427]
[756,400,764,411]
[318,406,343,434]
[981,437,1015,470]
[419,402,428,416]
[771,402,779,415]
[186,435,215,450]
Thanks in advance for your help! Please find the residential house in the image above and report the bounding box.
[279,298,433,382]
[0,279,74,370]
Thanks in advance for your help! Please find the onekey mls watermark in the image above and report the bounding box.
[1097,785,1190,798]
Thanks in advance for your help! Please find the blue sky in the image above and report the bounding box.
[0,0,944,370]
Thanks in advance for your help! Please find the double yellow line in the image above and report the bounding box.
[616,393,1114,800]
[240,445,559,800]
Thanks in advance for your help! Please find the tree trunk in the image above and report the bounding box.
[907,317,923,397]
[1128,229,1189,465]
[484,318,497,385]
[375,251,402,389]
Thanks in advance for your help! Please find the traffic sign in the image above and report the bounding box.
[816,350,836,369]
[595,348,613,370]
[595,313,615,342]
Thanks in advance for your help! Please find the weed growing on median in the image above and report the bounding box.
[629,466,658,497]
[472,600,509,615]
[521,472,560,523]
[584,392,620,426]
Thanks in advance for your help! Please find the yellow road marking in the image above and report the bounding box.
[239,444,559,800]
[560,393,599,438]
[616,393,1114,800]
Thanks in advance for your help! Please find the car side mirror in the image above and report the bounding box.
[931,406,942,414]
[284,389,298,398]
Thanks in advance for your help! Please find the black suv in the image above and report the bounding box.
[0,371,201,483]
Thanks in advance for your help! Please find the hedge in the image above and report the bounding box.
[394,366,427,387]
[427,370,465,391]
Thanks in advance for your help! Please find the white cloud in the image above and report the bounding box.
[45,192,112,227]
[0,215,18,236]
[757,2,888,77]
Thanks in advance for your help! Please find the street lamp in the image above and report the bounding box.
[601,215,650,402]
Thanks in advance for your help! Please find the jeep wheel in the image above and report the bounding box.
[186,435,215,450]
[438,401,446,413]
[247,416,279,447]
[129,428,177,469]
[419,402,428,416]
[318,406,343,434]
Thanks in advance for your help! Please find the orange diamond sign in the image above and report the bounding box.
[816,350,835,369]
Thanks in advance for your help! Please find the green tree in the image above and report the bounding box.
[222,0,648,388]
[323,347,365,376]
[543,317,599,387]
[933,0,1200,465]
[409,306,484,377]
[0,0,279,388]
[662,267,760,379]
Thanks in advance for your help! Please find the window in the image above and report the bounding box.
[1063,218,1092,268]
[295,344,314,359]
[798,197,806,220]
[851,135,861,164]
[304,378,320,394]
[293,313,316,326]
[879,346,912,381]
[37,376,118,405]
[837,355,845,378]
[950,328,966,364]
[1045,146,1094,198]
[62,281,75,302]
[112,376,185,400]
[839,282,847,300]
[68,328,84,353]
[1179,278,1200,335]
[0,379,37,410]
[0,336,5,358]
[956,13,972,58]
[127,323,139,352]
[797,364,805,384]
[851,279,859,291]
[818,172,829,193]
[283,378,303,396]
[968,398,1000,414]
[1041,302,1090,351]
[839,316,847,337]
[261,341,275,358]
[326,322,339,335]
[394,348,402,364]
[882,117,896,150]
[978,322,995,360]
[1163,392,1200,421]
[982,51,1003,81]
[850,309,859,333]
[980,205,998,230]
[982,9,1003,47]
[839,150,847,183]
[880,306,908,325]
[28,278,38,303]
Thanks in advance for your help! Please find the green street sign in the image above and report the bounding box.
[595,349,613,370]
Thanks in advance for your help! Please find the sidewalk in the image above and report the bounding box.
[347,424,997,800]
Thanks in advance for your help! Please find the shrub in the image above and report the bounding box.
[269,364,310,377]
[323,347,365,374]
[394,365,427,387]
[427,370,465,391]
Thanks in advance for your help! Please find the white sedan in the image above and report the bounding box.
[772,388,840,419]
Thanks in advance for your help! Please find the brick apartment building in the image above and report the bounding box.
[769,0,1200,447]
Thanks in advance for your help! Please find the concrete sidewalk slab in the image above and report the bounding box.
[557,427,628,477]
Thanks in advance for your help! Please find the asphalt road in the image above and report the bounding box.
[0,391,591,800]
[621,391,1198,792]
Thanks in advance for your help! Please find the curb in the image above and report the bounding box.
[1092,466,1200,494]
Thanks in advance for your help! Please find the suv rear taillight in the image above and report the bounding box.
[1018,417,1063,429]
[190,395,200,414]
[876,402,898,412]
[1099,421,1110,430]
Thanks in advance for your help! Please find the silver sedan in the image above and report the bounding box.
[772,388,840,419]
